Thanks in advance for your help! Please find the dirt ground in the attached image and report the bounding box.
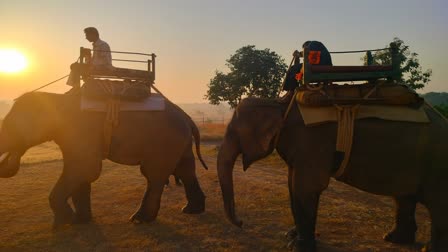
[0,142,431,252]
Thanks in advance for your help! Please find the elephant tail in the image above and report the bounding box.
[166,100,209,170]
[190,118,209,170]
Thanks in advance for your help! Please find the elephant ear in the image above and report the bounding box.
[256,111,283,154]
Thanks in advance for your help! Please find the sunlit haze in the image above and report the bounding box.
[0,0,447,102]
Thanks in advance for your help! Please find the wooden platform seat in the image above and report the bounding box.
[90,67,153,82]
[302,42,401,84]
[79,47,156,84]
[310,65,393,73]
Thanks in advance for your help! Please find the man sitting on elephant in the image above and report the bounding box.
[66,27,114,93]
[280,40,333,102]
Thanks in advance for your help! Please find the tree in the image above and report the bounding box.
[364,37,432,90]
[205,45,287,108]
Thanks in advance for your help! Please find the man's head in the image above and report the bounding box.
[84,27,99,43]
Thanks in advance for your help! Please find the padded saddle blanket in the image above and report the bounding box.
[297,83,423,107]
[298,104,429,126]
[82,79,151,101]
[81,93,165,112]
[296,83,429,125]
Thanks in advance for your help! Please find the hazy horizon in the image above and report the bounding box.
[1,0,447,103]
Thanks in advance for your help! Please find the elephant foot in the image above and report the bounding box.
[72,213,92,224]
[285,227,298,242]
[422,241,448,252]
[287,237,316,252]
[52,211,75,229]
[129,211,156,224]
[182,202,205,214]
[421,243,431,252]
[383,228,416,244]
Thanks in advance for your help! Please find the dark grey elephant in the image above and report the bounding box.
[0,92,207,227]
[217,97,448,252]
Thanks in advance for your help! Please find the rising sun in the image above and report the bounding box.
[0,49,28,73]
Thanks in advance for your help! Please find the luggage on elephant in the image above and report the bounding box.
[296,82,423,107]
[82,79,150,101]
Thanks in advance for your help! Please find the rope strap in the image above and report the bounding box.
[333,104,360,178]
[99,81,134,159]
[103,98,120,158]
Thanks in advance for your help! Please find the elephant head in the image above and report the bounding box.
[0,93,61,178]
[217,98,283,227]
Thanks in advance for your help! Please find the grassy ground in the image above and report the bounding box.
[0,140,431,252]
[198,123,227,142]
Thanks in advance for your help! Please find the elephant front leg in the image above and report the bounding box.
[71,182,93,224]
[287,166,327,252]
[49,175,77,227]
[285,166,298,242]
[384,195,417,244]
[288,192,320,252]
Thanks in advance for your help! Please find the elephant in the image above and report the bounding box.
[217,97,448,252]
[0,92,207,227]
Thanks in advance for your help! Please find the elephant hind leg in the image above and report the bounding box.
[130,164,171,223]
[71,182,92,224]
[384,194,417,244]
[175,151,205,214]
[130,179,166,223]
[425,198,448,251]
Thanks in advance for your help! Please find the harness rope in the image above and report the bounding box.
[332,104,359,178]
[276,82,384,179]
[98,81,135,158]
[99,81,173,159]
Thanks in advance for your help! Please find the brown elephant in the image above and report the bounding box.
[217,97,448,252]
[0,92,207,227]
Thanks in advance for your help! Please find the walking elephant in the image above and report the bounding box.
[0,92,207,227]
[217,97,448,252]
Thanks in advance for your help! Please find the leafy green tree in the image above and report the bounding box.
[205,45,287,108]
[364,37,432,90]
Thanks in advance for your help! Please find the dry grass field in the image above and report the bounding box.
[0,124,431,252]
[198,123,227,142]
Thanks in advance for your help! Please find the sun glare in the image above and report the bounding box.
[0,49,28,73]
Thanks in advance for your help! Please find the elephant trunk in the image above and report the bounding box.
[217,135,243,227]
[0,132,20,178]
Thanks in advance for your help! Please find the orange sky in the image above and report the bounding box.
[1,1,447,103]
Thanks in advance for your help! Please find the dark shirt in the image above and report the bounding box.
[283,62,302,91]
[283,41,332,91]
